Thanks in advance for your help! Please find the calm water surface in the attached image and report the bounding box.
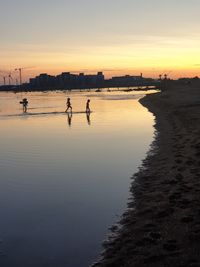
[0,90,155,267]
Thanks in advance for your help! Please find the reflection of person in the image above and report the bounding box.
[67,112,72,127]
[86,112,91,125]
[86,99,91,113]
[65,98,72,113]
[20,98,28,112]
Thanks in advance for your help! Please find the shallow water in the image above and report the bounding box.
[0,89,155,267]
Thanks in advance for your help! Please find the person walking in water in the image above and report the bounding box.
[20,98,29,113]
[86,99,91,113]
[65,97,72,113]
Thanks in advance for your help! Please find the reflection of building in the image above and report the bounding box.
[29,72,105,90]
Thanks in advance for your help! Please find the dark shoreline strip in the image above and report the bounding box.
[92,83,200,267]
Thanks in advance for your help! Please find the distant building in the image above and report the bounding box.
[78,73,85,88]
[108,75,143,87]
[97,72,104,87]
[30,73,56,89]
[56,72,77,89]
[28,71,157,90]
[29,71,105,89]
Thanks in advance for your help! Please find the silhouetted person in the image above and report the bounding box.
[20,98,28,113]
[67,112,72,127]
[86,112,91,125]
[86,99,91,113]
[65,98,72,113]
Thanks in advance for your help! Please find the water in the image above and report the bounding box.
[0,89,155,267]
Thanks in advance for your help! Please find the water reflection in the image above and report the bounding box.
[66,112,91,127]
[0,90,155,267]
[67,112,73,127]
[86,112,91,125]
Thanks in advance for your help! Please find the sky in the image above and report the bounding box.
[1,0,200,83]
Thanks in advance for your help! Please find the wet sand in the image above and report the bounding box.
[93,81,200,267]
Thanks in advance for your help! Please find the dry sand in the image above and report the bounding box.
[93,81,200,267]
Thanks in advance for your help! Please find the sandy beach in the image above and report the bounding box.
[93,81,200,267]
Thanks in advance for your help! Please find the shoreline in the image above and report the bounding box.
[0,85,158,94]
[93,81,200,266]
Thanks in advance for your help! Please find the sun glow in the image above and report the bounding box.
[1,0,200,83]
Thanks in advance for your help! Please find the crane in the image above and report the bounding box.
[0,70,6,85]
[0,75,6,86]
[15,67,34,86]
[0,70,15,86]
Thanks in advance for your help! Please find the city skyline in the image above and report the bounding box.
[1,69,158,89]
[1,0,200,82]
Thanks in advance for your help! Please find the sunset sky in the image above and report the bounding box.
[1,0,200,83]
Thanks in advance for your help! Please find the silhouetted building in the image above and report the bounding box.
[56,72,78,89]
[27,71,158,90]
[29,71,105,89]
[97,72,104,87]
[107,75,143,87]
[30,73,56,89]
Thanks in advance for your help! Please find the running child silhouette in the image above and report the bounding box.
[65,98,72,113]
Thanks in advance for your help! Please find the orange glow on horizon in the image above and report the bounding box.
[3,66,200,84]
[1,35,200,83]
[1,1,200,85]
